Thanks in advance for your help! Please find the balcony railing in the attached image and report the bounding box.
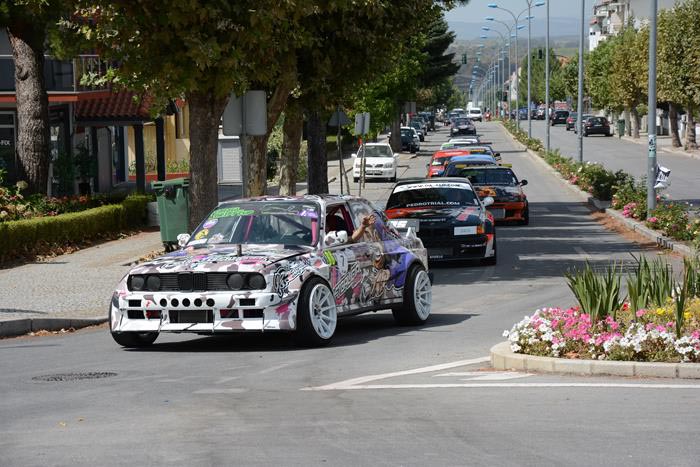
[0,54,108,93]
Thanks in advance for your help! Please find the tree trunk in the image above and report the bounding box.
[631,107,640,139]
[186,90,229,231]
[669,103,681,148]
[306,110,328,195]
[7,24,50,195]
[279,99,302,195]
[624,109,632,136]
[389,105,402,153]
[685,104,697,151]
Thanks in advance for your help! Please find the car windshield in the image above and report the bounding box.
[454,118,471,125]
[387,182,479,209]
[469,109,481,114]
[589,117,607,125]
[444,160,496,175]
[431,156,453,166]
[188,202,319,247]
[401,129,412,137]
[358,145,392,158]
[458,168,518,185]
[556,111,568,116]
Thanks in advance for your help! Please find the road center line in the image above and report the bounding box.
[302,356,490,391]
[307,382,700,391]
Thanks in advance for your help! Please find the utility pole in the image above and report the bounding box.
[576,0,584,162]
[545,0,550,154]
[647,0,658,211]
[527,6,532,136]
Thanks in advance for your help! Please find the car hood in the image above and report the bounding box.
[474,185,524,202]
[128,244,311,275]
[386,205,483,225]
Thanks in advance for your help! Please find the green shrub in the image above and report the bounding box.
[0,196,148,263]
[647,202,693,240]
[565,262,625,322]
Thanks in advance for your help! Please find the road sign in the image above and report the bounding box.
[329,110,350,127]
[222,90,267,137]
[354,112,370,135]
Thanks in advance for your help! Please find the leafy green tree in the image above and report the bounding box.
[610,26,647,138]
[70,1,309,228]
[586,37,617,113]
[658,0,700,149]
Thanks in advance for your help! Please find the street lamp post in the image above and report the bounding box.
[647,0,658,211]
[482,27,510,120]
[545,0,550,154]
[577,0,584,162]
[488,3,542,130]
[486,17,514,119]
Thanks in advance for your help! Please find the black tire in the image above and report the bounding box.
[294,277,337,347]
[519,205,530,225]
[392,264,431,326]
[110,307,158,348]
[111,331,159,348]
[482,232,497,266]
[353,177,359,183]
[390,172,397,183]
[419,135,424,142]
[410,146,417,153]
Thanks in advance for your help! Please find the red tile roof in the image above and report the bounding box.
[75,90,152,121]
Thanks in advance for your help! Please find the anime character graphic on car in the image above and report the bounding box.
[109,195,431,348]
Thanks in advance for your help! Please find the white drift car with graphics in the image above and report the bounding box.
[110,195,432,347]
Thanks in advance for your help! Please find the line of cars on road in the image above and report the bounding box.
[550,110,613,136]
[110,121,526,349]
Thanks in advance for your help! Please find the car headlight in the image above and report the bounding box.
[146,275,161,291]
[384,162,393,168]
[227,273,245,290]
[130,275,145,291]
[247,273,266,290]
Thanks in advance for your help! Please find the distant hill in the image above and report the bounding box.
[448,17,582,40]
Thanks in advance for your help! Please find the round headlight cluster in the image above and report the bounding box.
[130,274,161,291]
[226,273,266,290]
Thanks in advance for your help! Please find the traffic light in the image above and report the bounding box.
[462,53,467,64]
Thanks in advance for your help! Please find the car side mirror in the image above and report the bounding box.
[520,179,528,186]
[177,233,191,248]
[324,230,348,247]
[482,196,495,207]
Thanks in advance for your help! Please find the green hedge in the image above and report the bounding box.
[0,194,150,262]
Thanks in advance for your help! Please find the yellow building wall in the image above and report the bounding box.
[126,103,191,174]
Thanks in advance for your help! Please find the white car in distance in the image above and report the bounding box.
[468,108,483,122]
[353,143,398,183]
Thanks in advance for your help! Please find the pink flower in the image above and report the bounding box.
[636,309,646,318]
[647,216,658,223]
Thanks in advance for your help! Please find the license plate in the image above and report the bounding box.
[488,208,506,219]
[428,247,452,259]
[454,226,477,235]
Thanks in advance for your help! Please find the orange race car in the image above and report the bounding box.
[426,147,494,178]
[447,165,529,225]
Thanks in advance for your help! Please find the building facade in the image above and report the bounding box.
[589,0,677,51]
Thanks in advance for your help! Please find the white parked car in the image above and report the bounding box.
[468,108,483,122]
[353,143,398,182]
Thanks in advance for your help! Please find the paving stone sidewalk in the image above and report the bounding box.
[0,231,163,323]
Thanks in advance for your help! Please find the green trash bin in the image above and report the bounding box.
[151,178,190,250]
[617,119,625,138]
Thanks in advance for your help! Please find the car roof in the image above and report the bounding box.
[364,142,391,147]
[393,177,473,187]
[433,149,473,157]
[448,155,497,162]
[220,194,364,206]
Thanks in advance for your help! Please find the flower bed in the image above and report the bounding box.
[504,257,700,363]
[501,120,700,249]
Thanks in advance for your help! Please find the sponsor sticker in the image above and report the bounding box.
[393,182,472,193]
[210,207,255,219]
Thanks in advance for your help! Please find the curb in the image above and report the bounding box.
[0,317,107,339]
[491,341,700,379]
[620,135,700,161]
[500,125,695,257]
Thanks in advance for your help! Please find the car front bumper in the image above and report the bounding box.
[353,166,395,178]
[110,291,297,333]
[488,201,527,222]
[418,232,495,261]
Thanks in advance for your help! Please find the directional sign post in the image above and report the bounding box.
[354,112,371,195]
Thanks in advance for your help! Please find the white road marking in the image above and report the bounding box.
[258,361,303,374]
[463,373,532,381]
[518,254,613,261]
[302,357,490,391]
[193,388,248,394]
[215,376,240,384]
[307,382,700,391]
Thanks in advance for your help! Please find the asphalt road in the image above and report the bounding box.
[527,119,700,204]
[1,123,698,467]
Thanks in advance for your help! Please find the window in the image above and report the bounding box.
[325,204,355,235]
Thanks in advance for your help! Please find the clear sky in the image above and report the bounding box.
[446,0,595,22]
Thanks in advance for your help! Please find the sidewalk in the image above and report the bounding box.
[620,132,700,160]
